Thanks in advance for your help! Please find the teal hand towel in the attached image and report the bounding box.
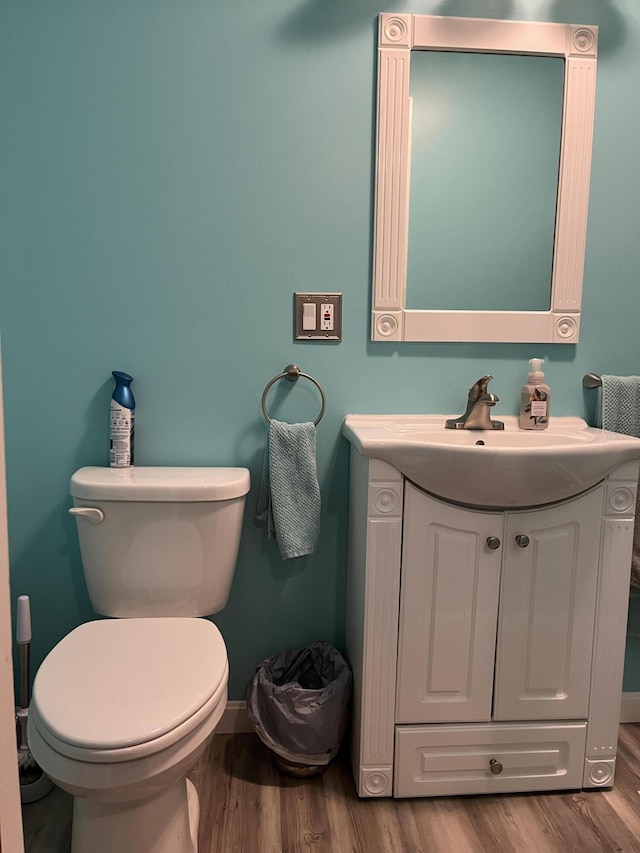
[255,420,320,560]
[600,375,640,437]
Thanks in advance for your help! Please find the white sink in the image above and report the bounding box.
[342,415,640,508]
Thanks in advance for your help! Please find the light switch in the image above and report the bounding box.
[302,302,317,331]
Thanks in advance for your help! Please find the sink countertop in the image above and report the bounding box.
[342,415,640,508]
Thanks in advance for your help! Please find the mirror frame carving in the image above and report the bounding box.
[372,14,598,344]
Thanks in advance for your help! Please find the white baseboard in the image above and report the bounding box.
[621,692,640,723]
[218,700,252,734]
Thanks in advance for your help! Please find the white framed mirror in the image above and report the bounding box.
[371,14,598,344]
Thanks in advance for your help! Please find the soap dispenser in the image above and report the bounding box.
[519,358,550,430]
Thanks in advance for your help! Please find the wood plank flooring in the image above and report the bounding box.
[21,725,640,852]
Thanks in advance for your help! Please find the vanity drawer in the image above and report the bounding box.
[394,722,587,798]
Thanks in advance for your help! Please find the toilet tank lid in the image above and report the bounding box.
[70,466,251,501]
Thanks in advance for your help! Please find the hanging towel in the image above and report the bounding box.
[600,375,640,436]
[600,375,640,589]
[255,419,320,560]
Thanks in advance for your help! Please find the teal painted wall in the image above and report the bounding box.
[1,0,640,699]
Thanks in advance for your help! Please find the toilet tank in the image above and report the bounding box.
[69,467,250,618]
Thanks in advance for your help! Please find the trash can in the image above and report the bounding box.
[247,639,352,776]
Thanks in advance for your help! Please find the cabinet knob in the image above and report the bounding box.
[489,758,503,775]
[486,536,501,550]
[515,534,530,548]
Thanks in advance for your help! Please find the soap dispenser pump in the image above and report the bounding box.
[519,358,550,430]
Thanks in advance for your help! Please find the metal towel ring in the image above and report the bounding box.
[261,364,326,426]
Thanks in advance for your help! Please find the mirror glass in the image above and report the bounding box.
[371,14,598,344]
[406,51,564,312]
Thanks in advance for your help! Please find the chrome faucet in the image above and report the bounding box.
[445,375,505,431]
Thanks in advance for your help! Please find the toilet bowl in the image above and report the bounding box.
[29,617,229,853]
[28,466,250,852]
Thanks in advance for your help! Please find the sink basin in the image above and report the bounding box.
[342,415,640,508]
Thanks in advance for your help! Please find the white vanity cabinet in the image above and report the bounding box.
[345,451,638,799]
[398,481,602,726]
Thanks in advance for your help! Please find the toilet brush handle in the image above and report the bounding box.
[16,595,31,644]
[16,595,31,711]
[18,645,30,710]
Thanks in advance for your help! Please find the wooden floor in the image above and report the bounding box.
[21,725,640,852]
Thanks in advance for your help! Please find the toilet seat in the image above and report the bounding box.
[31,618,228,762]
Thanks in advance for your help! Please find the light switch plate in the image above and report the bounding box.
[294,292,342,341]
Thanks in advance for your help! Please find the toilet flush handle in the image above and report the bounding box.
[68,507,104,524]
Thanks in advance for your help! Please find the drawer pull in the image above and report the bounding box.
[489,758,503,775]
[486,536,501,550]
[515,534,530,548]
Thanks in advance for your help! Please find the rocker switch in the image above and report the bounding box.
[302,302,317,331]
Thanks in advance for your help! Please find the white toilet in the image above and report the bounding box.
[28,466,250,853]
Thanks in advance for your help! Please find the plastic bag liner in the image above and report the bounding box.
[247,639,352,767]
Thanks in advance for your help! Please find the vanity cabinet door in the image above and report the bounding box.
[493,486,603,721]
[396,482,502,724]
